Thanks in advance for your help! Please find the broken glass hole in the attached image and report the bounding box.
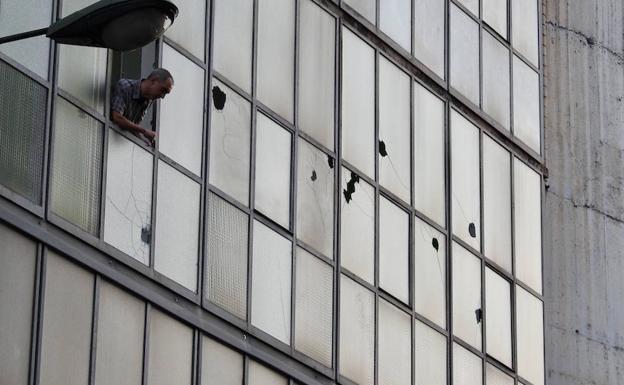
[379,140,388,157]
[311,170,317,181]
[327,155,335,169]
[343,171,361,203]
[468,222,476,238]
[141,226,152,244]
[475,308,482,324]
[212,86,226,110]
[432,237,439,251]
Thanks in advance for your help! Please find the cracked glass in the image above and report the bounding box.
[296,139,334,258]
[414,0,445,78]
[483,0,507,38]
[414,215,446,327]
[452,242,482,350]
[164,0,205,60]
[380,0,411,51]
[147,309,193,385]
[482,31,511,130]
[453,342,483,385]
[58,45,107,113]
[513,56,541,153]
[379,196,410,304]
[201,337,244,385]
[516,286,545,385]
[485,268,512,367]
[104,130,153,264]
[378,299,411,385]
[512,0,539,66]
[450,4,480,105]
[414,319,447,385]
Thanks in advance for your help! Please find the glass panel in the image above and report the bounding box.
[453,342,483,385]
[514,158,542,292]
[414,320,447,385]
[380,0,411,51]
[160,44,204,175]
[486,363,514,385]
[482,32,511,130]
[165,0,205,60]
[154,161,200,291]
[0,0,51,78]
[254,113,292,229]
[104,130,153,264]
[58,45,107,112]
[516,286,545,385]
[40,252,93,385]
[414,215,446,327]
[147,309,193,385]
[213,0,253,92]
[201,337,244,385]
[95,281,145,385]
[341,27,375,178]
[62,0,98,16]
[452,242,482,350]
[450,4,480,105]
[251,220,292,344]
[299,0,336,151]
[483,135,512,271]
[378,299,411,385]
[339,275,374,385]
[51,98,103,235]
[209,79,251,205]
[414,0,445,78]
[340,167,375,283]
[206,193,248,319]
[451,110,481,251]
[513,56,541,153]
[343,0,376,23]
[483,0,507,38]
[413,81,446,226]
[379,57,411,203]
[0,61,46,203]
[0,223,37,385]
[457,0,479,16]
[295,247,333,367]
[248,360,288,385]
[379,196,410,303]
[485,268,512,366]
[512,0,539,66]
[257,0,295,122]
[297,139,334,258]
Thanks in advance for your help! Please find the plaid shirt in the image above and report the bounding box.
[111,79,152,124]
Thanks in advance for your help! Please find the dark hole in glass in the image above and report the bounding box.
[141,226,152,244]
[212,86,226,110]
[343,171,361,203]
[468,222,476,238]
[475,308,482,324]
[432,237,439,251]
[327,155,335,169]
[379,140,388,157]
[311,170,317,181]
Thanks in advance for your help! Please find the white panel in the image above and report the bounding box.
[414,215,446,327]
[452,243,482,350]
[450,4,480,105]
[379,197,410,303]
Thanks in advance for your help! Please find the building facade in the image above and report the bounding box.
[0,1,547,385]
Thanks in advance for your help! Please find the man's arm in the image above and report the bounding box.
[111,111,156,145]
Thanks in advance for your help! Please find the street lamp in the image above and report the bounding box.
[0,0,178,51]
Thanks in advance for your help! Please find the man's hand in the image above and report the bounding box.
[142,129,157,147]
[111,111,156,147]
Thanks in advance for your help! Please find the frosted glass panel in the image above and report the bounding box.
[104,131,153,264]
[342,27,375,178]
[201,337,244,385]
[147,309,193,385]
[297,139,334,258]
[482,32,511,130]
[40,252,93,385]
[453,342,483,385]
[486,363,514,385]
[51,98,103,235]
[514,159,542,293]
[485,268,512,367]
[513,56,541,153]
[340,167,375,283]
[343,0,376,23]
[0,0,51,78]
[248,360,288,385]
[414,320,447,385]
[160,44,205,175]
[295,248,333,366]
[512,0,539,66]
[0,224,36,385]
[378,300,411,385]
[154,161,200,291]
[58,45,107,112]
[62,0,98,16]
[414,0,445,78]
[451,110,481,251]
[257,0,295,122]
[450,4,480,105]
[379,197,410,303]
[209,79,251,205]
[255,113,292,228]
[483,135,512,271]
[380,0,411,51]
[414,215,446,327]
[299,0,335,151]
[165,0,205,59]
[414,82,446,226]
[213,0,253,92]
[95,281,145,385]
[379,57,411,203]
[206,193,248,319]
[483,0,507,38]
[339,275,374,385]
[516,287,545,385]
[452,242,482,350]
[251,221,292,344]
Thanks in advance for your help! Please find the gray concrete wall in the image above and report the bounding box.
[543,0,624,384]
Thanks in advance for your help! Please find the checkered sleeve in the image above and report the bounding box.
[111,79,128,114]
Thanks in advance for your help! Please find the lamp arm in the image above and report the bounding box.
[0,28,49,45]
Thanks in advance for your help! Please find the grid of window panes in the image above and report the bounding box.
[0,0,545,384]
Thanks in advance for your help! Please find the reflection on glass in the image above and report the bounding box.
[164,0,205,60]
[450,4,480,105]
[379,196,410,303]
[414,215,446,327]
[343,0,376,23]
[378,299,411,385]
[483,0,507,38]
[452,242,482,350]
[482,32,511,130]
[201,337,244,385]
[58,45,107,112]
[380,0,411,51]
[516,286,545,385]
[453,342,483,385]
[513,56,541,153]
[414,0,445,78]
[414,319,447,385]
[485,268,512,367]
[512,0,539,66]
[147,309,193,385]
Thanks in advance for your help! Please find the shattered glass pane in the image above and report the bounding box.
[414,215,446,327]
[452,242,482,350]
[380,0,411,51]
[379,196,410,304]
[485,268,512,367]
[453,342,483,385]
[516,286,545,385]
[413,0,445,79]
[340,167,375,284]
[486,363,514,385]
[414,319,447,385]
[379,56,411,203]
[296,139,334,258]
[147,309,193,385]
[378,299,411,385]
[513,56,541,153]
[482,31,511,130]
[450,4,480,105]
[104,130,153,264]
